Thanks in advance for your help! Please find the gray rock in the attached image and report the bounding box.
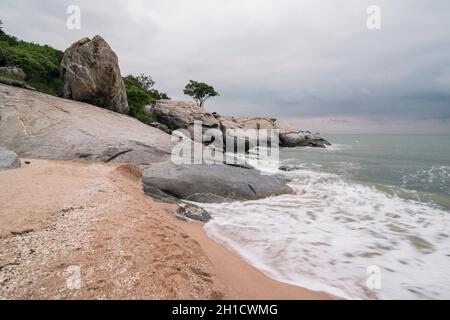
[276,121,331,148]
[0,76,36,91]
[149,100,220,135]
[142,161,294,203]
[60,35,129,114]
[279,165,303,172]
[0,66,26,80]
[149,122,171,134]
[0,84,173,165]
[176,203,212,222]
[0,148,20,171]
[149,99,331,148]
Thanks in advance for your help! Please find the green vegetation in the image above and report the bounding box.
[123,74,170,125]
[0,70,23,81]
[0,26,63,95]
[0,21,172,127]
[183,80,219,108]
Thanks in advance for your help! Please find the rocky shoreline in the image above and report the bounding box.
[150,99,331,149]
[0,35,330,212]
[0,35,334,299]
[0,83,295,219]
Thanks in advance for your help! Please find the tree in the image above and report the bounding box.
[136,73,155,92]
[183,80,219,108]
[0,19,3,33]
[124,74,170,101]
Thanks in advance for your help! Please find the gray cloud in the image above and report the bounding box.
[1,0,449,133]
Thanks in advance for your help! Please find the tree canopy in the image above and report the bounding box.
[183,80,219,108]
[135,73,155,92]
[123,74,170,124]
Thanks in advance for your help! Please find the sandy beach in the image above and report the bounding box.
[0,159,331,300]
[177,220,332,300]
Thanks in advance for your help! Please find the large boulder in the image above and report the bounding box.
[216,116,278,149]
[0,148,20,171]
[142,161,294,203]
[148,100,220,134]
[276,120,331,148]
[60,35,128,114]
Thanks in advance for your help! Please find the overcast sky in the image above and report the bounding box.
[1,0,449,133]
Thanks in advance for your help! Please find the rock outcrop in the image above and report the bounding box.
[148,100,331,148]
[0,148,20,171]
[0,84,294,204]
[149,100,220,134]
[0,83,172,165]
[0,66,26,80]
[0,76,35,91]
[60,36,128,114]
[142,161,293,203]
[275,121,331,148]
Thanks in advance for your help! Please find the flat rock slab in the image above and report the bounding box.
[0,84,173,165]
[0,148,20,171]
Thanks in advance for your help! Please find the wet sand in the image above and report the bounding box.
[177,220,333,300]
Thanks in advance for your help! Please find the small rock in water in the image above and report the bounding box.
[279,165,302,172]
[176,203,212,222]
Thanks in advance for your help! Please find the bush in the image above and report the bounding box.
[0,70,23,81]
[123,75,157,124]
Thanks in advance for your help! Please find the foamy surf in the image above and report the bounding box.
[197,168,450,300]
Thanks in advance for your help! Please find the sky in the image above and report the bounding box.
[1,0,449,134]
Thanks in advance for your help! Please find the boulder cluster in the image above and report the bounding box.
[149,100,331,148]
[0,35,331,220]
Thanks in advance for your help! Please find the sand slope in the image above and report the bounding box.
[0,160,224,299]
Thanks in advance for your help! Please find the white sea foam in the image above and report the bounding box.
[286,144,352,152]
[324,143,353,151]
[198,169,450,300]
[402,166,450,195]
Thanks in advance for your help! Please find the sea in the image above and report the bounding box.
[195,134,450,300]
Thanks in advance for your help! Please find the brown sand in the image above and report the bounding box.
[0,159,331,299]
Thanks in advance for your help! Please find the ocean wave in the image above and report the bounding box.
[402,166,450,195]
[282,143,352,152]
[324,143,353,151]
[199,169,450,300]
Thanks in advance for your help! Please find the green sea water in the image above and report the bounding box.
[201,134,450,299]
[280,134,450,211]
